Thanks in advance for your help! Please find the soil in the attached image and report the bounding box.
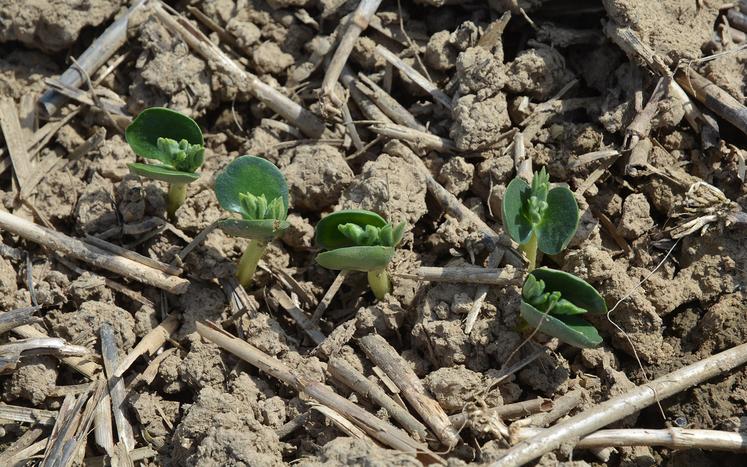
[0,1,746,466]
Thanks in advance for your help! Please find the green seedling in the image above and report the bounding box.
[214,155,289,288]
[502,168,579,270]
[125,107,205,219]
[520,267,606,348]
[314,209,405,300]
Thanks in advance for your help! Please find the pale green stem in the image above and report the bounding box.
[367,268,390,300]
[520,231,539,271]
[167,183,187,220]
[237,239,267,288]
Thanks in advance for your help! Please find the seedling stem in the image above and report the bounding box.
[167,183,187,220]
[237,239,267,287]
[521,232,538,271]
[367,268,390,300]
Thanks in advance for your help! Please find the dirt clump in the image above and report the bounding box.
[354,296,408,339]
[171,387,282,466]
[35,171,86,224]
[390,248,425,308]
[425,30,457,71]
[3,357,57,405]
[580,348,638,426]
[282,144,353,212]
[504,45,574,100]
[130,391,180,451]
[603,0,719,59]
[339,142,427,224]
[411,282,509,372]
[90,134,135,181]
[178,283,227,336]
[253,42,294,76]
[450,93,511,151]
[48,300,136,352]
[174,187,223,233]
[695,293,747,354]
[116,174,167,224]
[75,174,117,234]
[236,298,290,357]
[281,213,315,250]
[133,303,158,338]
[618,193,654,239]
[702,50,747,104]
[563,244,671,363]
[180,335,228,391]
[662,366,747,433]
[297,437,421,467]
[130,18,212,117]
[226,18,260,49]
[424,365,503,413]
[455,46,506,99]
[438,156,474,196]
[157,349,187,395]
[0,0,124,52]
[0,255,18,310]
[0,49,58,99]
[68,272,113,305]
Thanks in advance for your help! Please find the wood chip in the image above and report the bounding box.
[0,97,33,189]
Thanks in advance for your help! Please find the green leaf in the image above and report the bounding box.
[520,302,603,348]
[215,156,289,219]
[315,246,394,272]
[156,138,204,173]
[548,298,589,316]
[536,187,579,255]
[217,218,289,241]
[391,222,406,246]
[315,210,388,250]
[530,268,607,314]
[128,163,200,184]
[502,177,534,245]
[125,108,203,165]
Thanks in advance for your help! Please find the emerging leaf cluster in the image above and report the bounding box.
[215,155,290,241]
[125,107,205,184]
[522,275,586,316]
[238,192,287,222]
[502,167,579,255]
[314,210,405,272]
[156,137,204,173]
[526,169,550,224]
[519,268,607,348]
[338,222,405,248]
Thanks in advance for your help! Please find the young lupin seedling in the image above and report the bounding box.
[125,107,205,219]
[520,267,607,348]
[214,155,290,288]
[502,168,579,270]
[315,210,405,300]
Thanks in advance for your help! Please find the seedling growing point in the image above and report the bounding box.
[315,209,405,300]
[125,107,205,219]
[520,268,606,348]
[502,168,579,270]
[214,155,290,287]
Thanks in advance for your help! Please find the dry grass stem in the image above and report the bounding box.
[491,340,747,466]
[359,334,459,448]
[0,210,189,294]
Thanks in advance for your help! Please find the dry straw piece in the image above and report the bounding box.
[491,340,747,466]
[0,210,189,294]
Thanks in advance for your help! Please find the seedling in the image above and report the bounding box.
[520,267,606,348]
[315,210,405,300]
[502,168,578,270]
[125,107,205,219]
[214,155,290,287]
